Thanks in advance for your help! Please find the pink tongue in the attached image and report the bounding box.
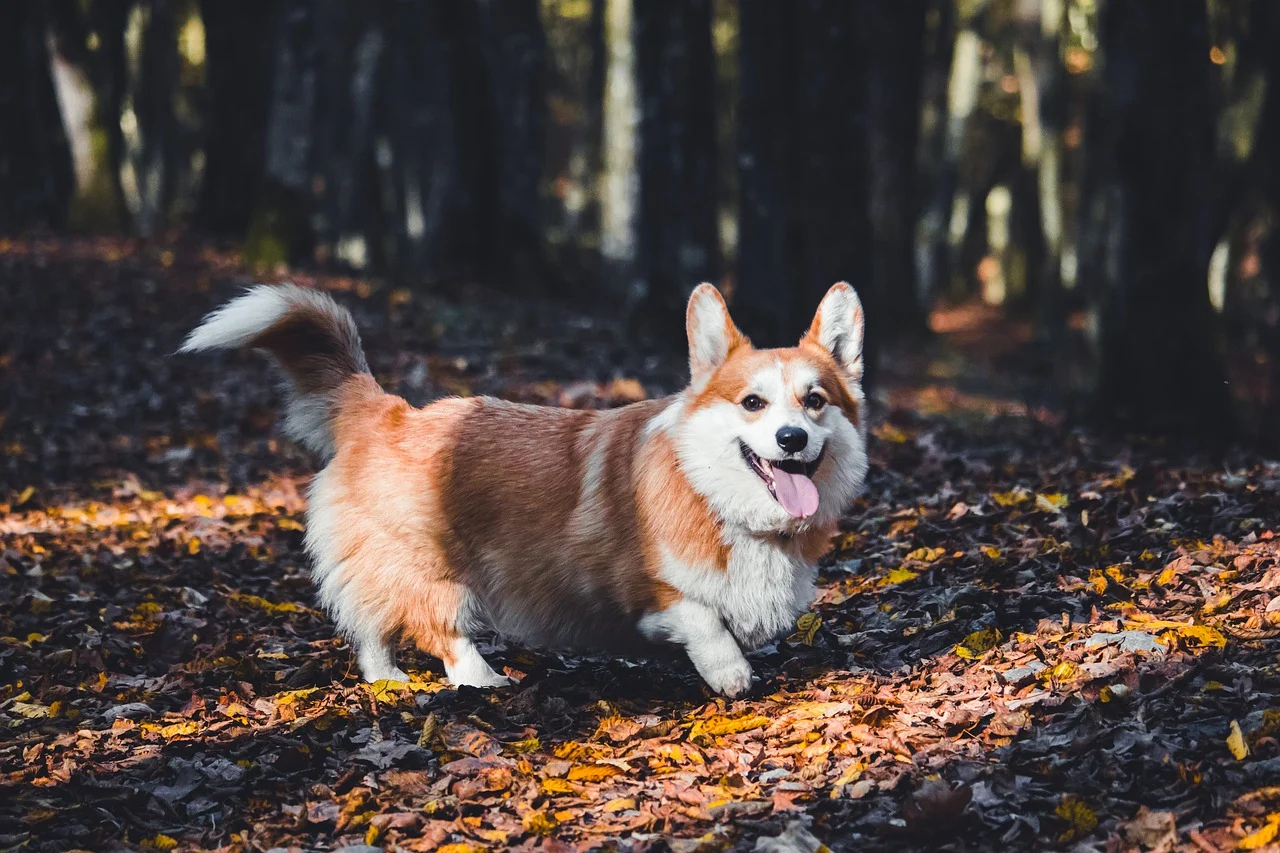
[771,466,820,518]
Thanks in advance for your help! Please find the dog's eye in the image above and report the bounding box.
[804,392,826,411]
[741,394,767,412]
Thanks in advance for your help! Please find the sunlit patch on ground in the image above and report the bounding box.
[2,239,1279,851]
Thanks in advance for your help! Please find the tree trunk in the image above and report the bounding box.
[634,0,718,336]
[915,0,956,316]
[1094,0,1233,438]
[737,0,871,351]
[0,0,75,234]
[599,0,639,298]
[476,0,547,291]
[866,0,929,346]
[1248,0,1280,435]
[198,0,280,235]
[374,0,459,275]
[129,0,180,237]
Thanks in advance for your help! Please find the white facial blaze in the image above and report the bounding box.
[736,362,825,464]
[673,357,867,535]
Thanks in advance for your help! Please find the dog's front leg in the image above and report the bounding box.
[640,599,753,697]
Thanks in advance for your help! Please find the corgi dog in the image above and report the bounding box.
[182,282,867,696]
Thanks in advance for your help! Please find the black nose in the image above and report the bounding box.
[775,426,808,453]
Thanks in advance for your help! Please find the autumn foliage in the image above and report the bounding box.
[2,239,1279,851]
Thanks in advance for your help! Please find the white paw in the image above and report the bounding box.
[445,649,514,689]
[699,657,754,697]
[449,671,513,690]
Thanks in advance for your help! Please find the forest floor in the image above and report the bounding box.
[2,237,1279,853]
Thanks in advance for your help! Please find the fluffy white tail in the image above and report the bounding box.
[181,284,372,459]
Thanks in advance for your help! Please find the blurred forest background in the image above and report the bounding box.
[4,0,1280,444]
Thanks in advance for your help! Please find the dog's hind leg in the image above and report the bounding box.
[352,622,410,683]
[438,635,512,688]
[401,581,512,689]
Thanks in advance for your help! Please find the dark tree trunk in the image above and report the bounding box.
[262,0,545,286]
[198,0,280,235]
[634,0,718,336]
[866,0,928,345]
[445,0,547,289]
[132,0,180,237]
[89,0,131,228]
[475,0,547,291]
[915,0,957,315]
[1248,0,1280,434]
[0,0,75,234]
[737,0,871,351]
[261,0,383,267]
[1094,1,1233,438]
[375,0,459,275]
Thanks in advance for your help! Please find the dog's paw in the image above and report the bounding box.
[700,657,754,697]
[451,672,514,690]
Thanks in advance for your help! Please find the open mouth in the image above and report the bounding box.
[740,441,826,519]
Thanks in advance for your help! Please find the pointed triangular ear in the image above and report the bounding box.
[803,282,864,382]
[686,283,747,388]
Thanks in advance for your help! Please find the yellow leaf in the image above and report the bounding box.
[992,488,1031,507]
[878,567,919,587]
[438,844,487,853]
[273,688,320,705]
[228,592,302,615]
[141,835,178,851]
[1036,493,1069,512]
[1228,720,1249,761]
[905,546,945,562]
[522,809,559,834]
[1046,661,1080,683]
[795,613,821,645]
[567,763,621,782]
[1055,795,1098,841]
[277,517,305,532]
[1176,625,1228,650]
[603,797,636,813]
[364,825,380,847]
[10,700,50,719]
[507,736,542,754]
[363,679,438,701]
[689,714,770,743]
[980,545,1001,559]
[873,423,911,444]
[541,777,580,795]
[1104,564,1129,583]
[16,485,35,505]
[187,537,201,555]
[133,601,163,621]
[160,720,200,739]
[954,627,1001,660]
[1239,814,1280,849]
[1156,564,1180,586]
[830,760,866,797]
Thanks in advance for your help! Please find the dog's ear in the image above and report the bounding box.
[803,282,864,382]
[686,283,746,388]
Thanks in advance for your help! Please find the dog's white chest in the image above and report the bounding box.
[660,537,816,650]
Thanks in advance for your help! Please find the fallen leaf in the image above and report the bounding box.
[1228,720,1250,761]
[955,627,1001,660]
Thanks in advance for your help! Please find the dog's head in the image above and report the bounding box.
[671,283,869,535]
